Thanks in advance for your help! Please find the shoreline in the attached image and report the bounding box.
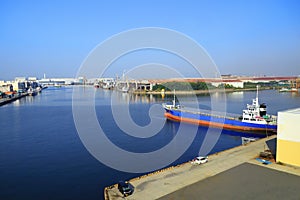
[104,136,271,200]
[0,93,28,106]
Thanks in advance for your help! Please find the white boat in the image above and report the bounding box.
[36,86,42,93]
[103,83,114,90]
[279,88,298,92]
[27,87,37,96]
[54,84,62,88]
[291,88,298,92]
[100,78,115,89]
[121,86,129,93]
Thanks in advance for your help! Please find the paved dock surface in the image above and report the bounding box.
[159,163,300,200]
[106,135,300,200]
[0,93,28,106]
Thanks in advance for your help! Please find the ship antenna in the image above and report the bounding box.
[173,89,176,107]
[256,85,259,106]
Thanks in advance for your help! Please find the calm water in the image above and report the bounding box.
[0,87,299,200]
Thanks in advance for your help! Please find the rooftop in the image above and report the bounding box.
[279,108,300,114]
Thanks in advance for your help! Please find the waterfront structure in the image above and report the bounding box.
[0,77,41,93]
[15,77,26,82]
[98,78,115,89]
[106,135,300,200]
[149,76,297,89]
[38,78,75,85]
[277,108,300,167]
[115,79,152,92]
[210,79,244,88]
[291,77,300,89]
[0,84,13,93]
[28,77,37,81]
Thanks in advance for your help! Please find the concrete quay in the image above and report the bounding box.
[105,135,300,200]
[0,93,28,106]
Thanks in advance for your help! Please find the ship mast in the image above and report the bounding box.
[256,85,259,101]
[255,85,259,106]
[173,89,176,107]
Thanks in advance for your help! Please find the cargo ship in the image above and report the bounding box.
[162,88,277,132]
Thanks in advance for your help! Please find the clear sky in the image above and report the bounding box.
[0,0,300,80]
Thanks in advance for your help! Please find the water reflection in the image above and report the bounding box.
[110,91,158,105]
[291,92,300,97]
[94,87,300,111]
[227,91,244,98]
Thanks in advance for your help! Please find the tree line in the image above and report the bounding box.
[152,81,235,91]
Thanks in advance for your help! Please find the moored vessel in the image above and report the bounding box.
[27,87,38,96]
[162,87,277,133]
[279,87,298,92]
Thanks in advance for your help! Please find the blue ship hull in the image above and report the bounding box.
[164,108,277,133]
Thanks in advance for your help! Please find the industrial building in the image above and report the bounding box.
[277,108,300,167]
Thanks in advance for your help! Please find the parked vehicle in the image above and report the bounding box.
[117,181,134,197]
[191,156,208,165]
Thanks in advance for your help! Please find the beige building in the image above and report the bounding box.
[0,84,13,92]
[277,108,300,167]
[6,81,19,91]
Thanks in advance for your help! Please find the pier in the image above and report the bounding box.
[105,135,300,200]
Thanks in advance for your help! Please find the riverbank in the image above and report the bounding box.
[104,135,300,200]
[133,87,273,95]
[0,93,28,106]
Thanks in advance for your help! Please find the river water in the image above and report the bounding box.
[0,86,299,200]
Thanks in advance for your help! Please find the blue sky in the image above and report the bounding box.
[0,0,300,80]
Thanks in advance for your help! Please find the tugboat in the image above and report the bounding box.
[162,86,277,132]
